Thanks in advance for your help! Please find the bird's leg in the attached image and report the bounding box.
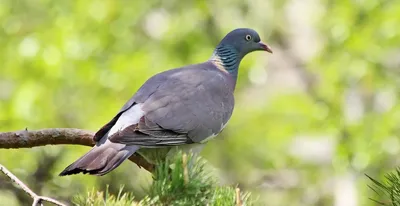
[128,153,155,172]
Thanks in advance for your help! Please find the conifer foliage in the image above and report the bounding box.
[72,153,254,206]
[368,169,400,206]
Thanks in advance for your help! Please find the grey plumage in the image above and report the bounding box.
[59,28,272,176]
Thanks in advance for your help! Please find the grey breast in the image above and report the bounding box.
[135,62,235,143]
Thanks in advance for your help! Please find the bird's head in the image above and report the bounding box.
[218,28,273,57]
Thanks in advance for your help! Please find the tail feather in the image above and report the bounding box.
[59,142,138,176]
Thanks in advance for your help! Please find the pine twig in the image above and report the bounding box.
[235,187,242,206]
[0,164,66,206]
[182,153,189,185]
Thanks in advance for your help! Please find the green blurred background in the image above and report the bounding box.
[1,0,400,205]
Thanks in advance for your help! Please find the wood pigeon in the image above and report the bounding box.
[59,28,272,176]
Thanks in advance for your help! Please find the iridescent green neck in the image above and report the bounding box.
[210,45,241,78]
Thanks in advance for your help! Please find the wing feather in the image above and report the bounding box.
[95,63,234,146]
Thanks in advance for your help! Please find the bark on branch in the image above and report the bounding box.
[0,164,67,206]
[0,128,154,172]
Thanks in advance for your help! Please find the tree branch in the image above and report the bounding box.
[0,128,154,172]
[0,164,66,206]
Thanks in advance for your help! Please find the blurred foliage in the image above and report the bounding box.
[0,0,400,205]
[72,153,254,206]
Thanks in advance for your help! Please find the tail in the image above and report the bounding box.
[59,141,139,176]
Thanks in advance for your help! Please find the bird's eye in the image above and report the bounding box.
[245,35,252,41]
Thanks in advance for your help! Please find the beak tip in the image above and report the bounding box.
[259,42,273,53]
[265,45,273,54]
